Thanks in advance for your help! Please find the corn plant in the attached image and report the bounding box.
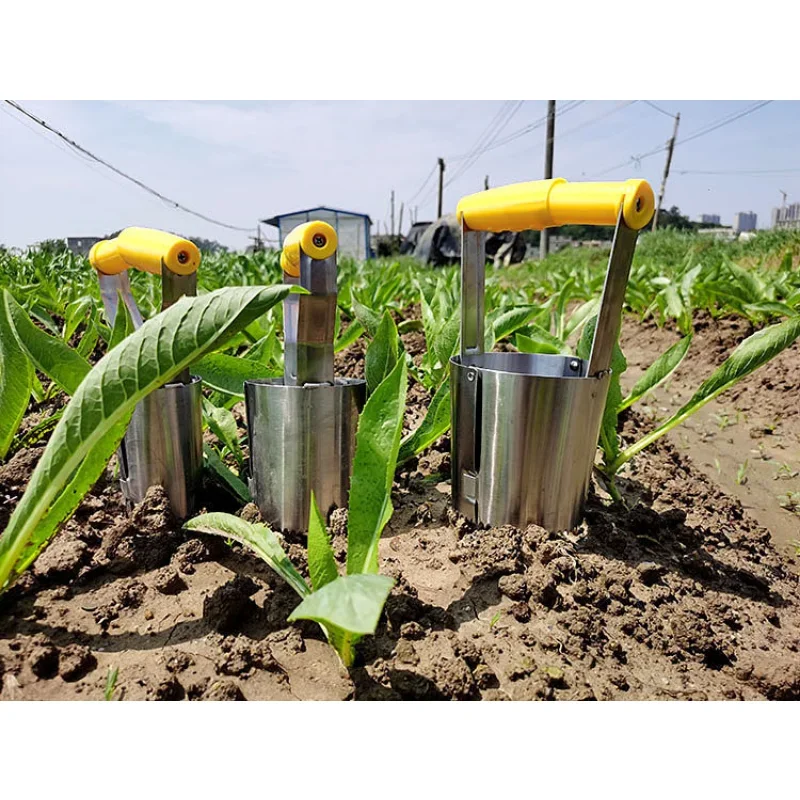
[186,316,408,667]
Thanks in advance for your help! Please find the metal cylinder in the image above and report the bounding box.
[245,378,366,533]
[450,352,609,532]
[119,376,203,519]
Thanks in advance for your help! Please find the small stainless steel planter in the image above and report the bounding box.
[451,178,654,532]
[245,377,365,532]
[120,376,203,518]
[245,221,363,533]
[90,227,204,520]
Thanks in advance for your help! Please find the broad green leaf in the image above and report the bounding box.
[398,379,451,464]
[611,315,800,474]
[108,296,136,351]
[194,352,277,397]
[431,308,460,371]
[30,304,59,335]
[203,444,251,504]
[334,319,364,353]
[619,335,691,412]
[725,259,764,305]
[288,573,394,636]
[202,398,243,468]
[744,302,797,319]
[346,357,407,576]
[564,297,600,340]
[488,305,540,348]
[63,296,94,342]
[0,292,34,459]
[4,291,91,396]
[76,319,100,359]
[365,311,400,395]
[0,285,291,593]
[352,297,382,338]
[515,321,569,355]
[184,511,309,598]
[307,493,339,591]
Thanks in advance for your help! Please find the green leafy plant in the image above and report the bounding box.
[186,329,408,667]
[0,285,292,593]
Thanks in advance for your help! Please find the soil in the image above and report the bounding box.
[1,314,799,701]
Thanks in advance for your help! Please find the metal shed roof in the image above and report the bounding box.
[261,206,372,227]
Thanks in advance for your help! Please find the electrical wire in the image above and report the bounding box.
[592,101,773,177]
[643,100,677,119]
[3,99,256,233]
[444,101,525,188]
[677,167,800,175]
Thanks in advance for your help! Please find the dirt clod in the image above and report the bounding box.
[58,645,96,682]
[203,575,259,633]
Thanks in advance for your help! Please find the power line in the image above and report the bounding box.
[677,167,800,175]
[441,101,587,193]
[3,99,256,233]
[406,162,438,204]
[444,101,524,188]
[592,101,773,177]
[643,100,677,119]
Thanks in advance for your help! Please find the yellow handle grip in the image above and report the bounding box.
[280,221,337,277]
[89,227,201,276]
[456,178,655,233]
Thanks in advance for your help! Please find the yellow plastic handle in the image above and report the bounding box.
[456,178,655,233]
[280,221,338,277]
[89,227,201,276]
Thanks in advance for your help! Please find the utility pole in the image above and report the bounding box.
[437,157,445,219]
[398,202,404,240]
[539,100,556,259]
[652,112,681,232]
[484,175,489,190]
[390,189,395,237]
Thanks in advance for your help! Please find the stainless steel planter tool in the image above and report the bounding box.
[451,178,655,532]
[245,221,366,533]
[90,227,203,518]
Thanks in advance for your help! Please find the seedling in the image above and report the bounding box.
[489,611,502,629]
[773,462,798,481]
[186,325,408,667]
[777,492,800,514]
[736,460,749,486]
[104,666,119,701]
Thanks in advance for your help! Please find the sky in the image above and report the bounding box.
[2,100,799,250]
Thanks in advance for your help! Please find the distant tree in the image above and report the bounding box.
[188,237,228,254]
[35,238,71,256]
[657,205,693,231]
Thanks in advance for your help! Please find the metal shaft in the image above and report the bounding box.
[162,265,197,385]
[284,253,336,386]
[460,221,486,357]
[587,214,639,376]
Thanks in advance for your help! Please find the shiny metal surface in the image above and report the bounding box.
[97,271,144,329]
[587,214,638,376]
[245,378,366,532]
[119,376,203,519]
[452,214,639,532]
[283,253,337,385]
[161,266,196,384]
[451,353,607,531]
[461,225,486,355]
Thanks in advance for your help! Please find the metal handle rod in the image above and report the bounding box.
[284,253,337,386]
[460,221,486,356]
[162,265,197,385]
[587,210,639,376]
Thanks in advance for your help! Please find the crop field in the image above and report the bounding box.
[1,227,800,700]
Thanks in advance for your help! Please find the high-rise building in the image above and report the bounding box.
[733,211,757,233]
[772,203,800,230]
[697,214,721,225]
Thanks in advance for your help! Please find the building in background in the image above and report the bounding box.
[772,203,800,230]
[262,206,372,261]
[697,214,721,225]
[733,211,757,233]
[65,236,103,256]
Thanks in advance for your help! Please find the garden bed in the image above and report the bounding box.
[1,313,799,701]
